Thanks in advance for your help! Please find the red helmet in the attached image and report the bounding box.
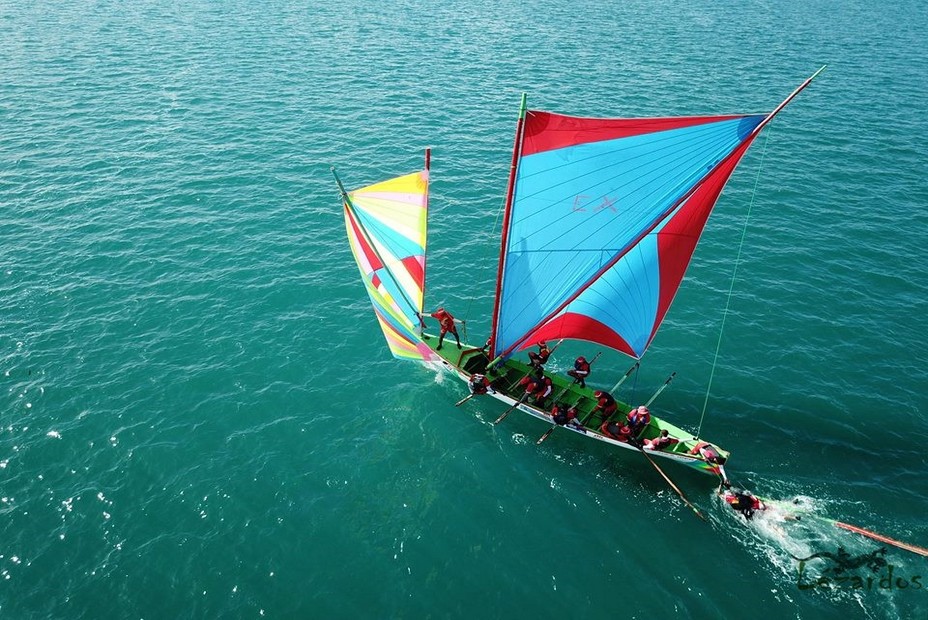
[594,390,604,398]
[577,356,586,363]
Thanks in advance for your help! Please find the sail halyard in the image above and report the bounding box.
[488,93,529,361]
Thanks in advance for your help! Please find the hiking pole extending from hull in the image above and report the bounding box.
[609,361,640,395]
[494,392,529,425]
[644,372,676,407]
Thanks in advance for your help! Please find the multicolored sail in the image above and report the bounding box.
[339,155,436,361]
[490,72,823,361]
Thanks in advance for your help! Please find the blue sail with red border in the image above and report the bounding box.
[491,111,767,360]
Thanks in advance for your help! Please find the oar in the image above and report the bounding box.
[455,394,475,407]
[832,521,928,557]
[577,362,640,428]
[535,352,604,444]
[639,445,706,521]
[493,392,528,425]
[761,498,928,558]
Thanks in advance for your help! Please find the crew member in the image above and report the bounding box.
[592,390,618,422]
[689,441,726,465]
[626,405,651,436]
[566,356,591,388]
[528,341,551,368]
[427,307,463,350]
[551,403,578,426]
[643,429,678,451]
[468,373,492,395]
[600,419,632,442]
[721,486,766,520]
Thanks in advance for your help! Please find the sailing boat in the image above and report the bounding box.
[335,69,824,478]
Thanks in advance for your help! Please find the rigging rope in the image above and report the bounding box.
[695,130,772,439]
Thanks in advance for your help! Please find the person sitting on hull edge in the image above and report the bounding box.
[689,441,726,465]
[468,373,492,395]
[567,356,591,388]
[528,341,551,369]
[643,429,678,451]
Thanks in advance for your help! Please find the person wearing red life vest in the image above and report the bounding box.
[551,403,578,426]
[426,307,463,350]
[468,373,492,395]
[626,405,652,437]
[528,341,551,368]
[721,486,766,519]
[689,441,727,465]
[600,419,632,442]
[643,429,678,451]
[567,356,591,388]
[531,375,553,408]
[592,390,618,422]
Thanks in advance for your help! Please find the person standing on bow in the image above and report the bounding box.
[528,341,551,369]
[424,307,463,350]
[566,356,591,388]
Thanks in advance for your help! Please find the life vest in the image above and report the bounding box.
[602,421,631,441]
[469,374,488,394]
[650,435,676,450]
[431,309,456,331]
[537,345,550,362]
[552,404,571,425]
[537,376,553,397]
[724,491,761,517]
[574,359,590,375]
[628,407,651,429]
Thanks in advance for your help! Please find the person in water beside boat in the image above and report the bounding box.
[567,356,591,388]
[600,419,634,442]
[528,341,551,368]
[719,483,766,520]
[424,307,463,350]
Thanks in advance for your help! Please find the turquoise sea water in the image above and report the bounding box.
[3,0,928,618]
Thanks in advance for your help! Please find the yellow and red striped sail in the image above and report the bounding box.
[343,167,437,361]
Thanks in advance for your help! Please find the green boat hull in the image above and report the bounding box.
[422,333,729,477]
